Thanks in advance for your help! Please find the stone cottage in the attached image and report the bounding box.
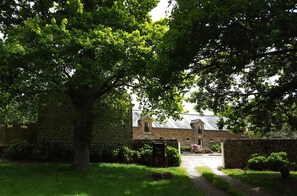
[132,110,243,147]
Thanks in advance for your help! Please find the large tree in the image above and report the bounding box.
[161,0,297,134]
[0,0,180,170]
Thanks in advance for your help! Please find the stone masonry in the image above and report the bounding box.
[223,139,297,168]
[133,110,244,147]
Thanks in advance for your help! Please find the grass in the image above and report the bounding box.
[196,166,243,196]
[0,161,202,196]
[223,169,297,196]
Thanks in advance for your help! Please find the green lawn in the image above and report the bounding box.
[223,169,297,196]
[196,166,243,196]
[0,161,201,196]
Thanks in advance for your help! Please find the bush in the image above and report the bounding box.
[209,144,221,153]
[90,148,104,163]
[290,162,297,171]
[247,154,268,170]
[30,146,50,161]
[139,145,153,166]
[266,151,289,171]
[118,146,139,163]
[30,141,72,161]
[247,151,293,178]
[107,146,140,164]
[180,146,191,153]
[88,144,181,167]
[167,146,181,167]
[3,139,30,160]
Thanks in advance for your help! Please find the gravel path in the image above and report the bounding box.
[181,155,227,196]
[181,154,270,196]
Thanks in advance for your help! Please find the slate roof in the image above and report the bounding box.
[133,110,227,131]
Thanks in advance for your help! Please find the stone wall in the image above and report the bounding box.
[203,130,243,147]
[133,139,179,150]
[223,139,297,168]
[36,95,132,159]
[133,126,243,147]
[133,127,194,146]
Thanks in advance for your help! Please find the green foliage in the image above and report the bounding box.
[248,154,268,171]
[180,146,191,152]
[290,162,297,171]
[162,0,297,134]
[209,144,221,153]
[3,139,30,160]
[137,144,182,167]
[139,144,153,166]
[0,163,201,196]
[197,166,243,196]
[248,151,292,177]
[30,141,73,161]
[167,146,181,167]
[111,146,140,164]
[217,118,225,130]
[266,152,289,171]
[223,169,297,195]
[0,0,176,170]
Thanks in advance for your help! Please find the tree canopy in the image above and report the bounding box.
[162,0,297,135]
[0,0,184,170]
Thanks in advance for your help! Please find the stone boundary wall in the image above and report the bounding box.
[223,139,297,168]
[133,127,194,147]
[33,94,133,160]
[133,139,179,150]
[203,130,243,147]
[133,127,245,147]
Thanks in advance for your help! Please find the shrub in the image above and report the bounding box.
[106,146,140,164]
[30,146,50,161]
[209,144,221,153]
[266,151,289,171]
[90,148,104,163]
[139,145,153,166]
[100,148,116,163]
[290,162,297,171]
[167,146,181,167]
[30,141,72,161]
[118,146,139,163]
[247,153,268,171]
[247,151,293,178]
[180,146,191,153]
[3,139,30,160]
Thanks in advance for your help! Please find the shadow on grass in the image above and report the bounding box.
[196,167,243,196]
[224,169,297,196]
[0,162,200,196]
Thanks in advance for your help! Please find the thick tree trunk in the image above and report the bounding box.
[72,97,95,170]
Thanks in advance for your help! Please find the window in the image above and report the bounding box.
[198,124,202,134]
[198,139,202,146]
[144,122,150,133]
[210,139,213,142]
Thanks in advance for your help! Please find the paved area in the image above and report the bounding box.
[181,154,270,196]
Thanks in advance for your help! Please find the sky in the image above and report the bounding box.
[149,0,171,21]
